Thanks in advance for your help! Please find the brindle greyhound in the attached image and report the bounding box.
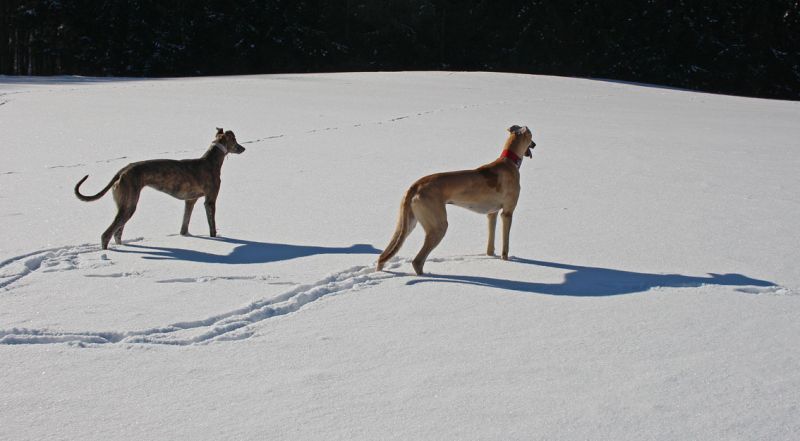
[377,125,536,275]
[74,128,245,249]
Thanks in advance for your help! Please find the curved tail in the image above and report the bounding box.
[74,174,118,202]
[377,187,417,271]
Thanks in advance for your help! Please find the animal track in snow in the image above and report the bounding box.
[156,275,291,284]
[241,134,284,145]
[0,251,784,347]
[46,163,86,169]
[736,286,795,295]
[305,127,339,133]
[84,271,144,279]
[239,100,524,146]
[46,156,129,170]
[0,258,416,346]
[16,99,519,172]
[96,156,128,163]
[0,238,143,290]
[156,149,193,155]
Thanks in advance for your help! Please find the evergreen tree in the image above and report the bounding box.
[0,0,797,99]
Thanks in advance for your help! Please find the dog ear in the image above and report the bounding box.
[508,125,525,135]
[216,127,224,135]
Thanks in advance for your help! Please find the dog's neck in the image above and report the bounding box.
[201,143,227,168]
[500,149,523,168]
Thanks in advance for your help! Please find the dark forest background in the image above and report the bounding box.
[1,0,798,99]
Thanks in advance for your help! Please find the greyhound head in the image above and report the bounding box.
[214,127,246,154]
[507,125,536,158]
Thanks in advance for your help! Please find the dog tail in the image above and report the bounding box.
[74,174,118,202]
[377,186,417,271]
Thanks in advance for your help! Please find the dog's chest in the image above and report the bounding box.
[448,200,502,214]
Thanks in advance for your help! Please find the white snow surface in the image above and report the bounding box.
[1,72,799,440]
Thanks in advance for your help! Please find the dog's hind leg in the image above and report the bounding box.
[377,191,418,271]
[113,225,125,245]
[102,186,139,249]
[413,224,447,275]
[377,216,417,271]
[101,214,119,249]
[102,206,136,249]
[411,200,448,275]
[486,212,498,256]
[180,198,198,236]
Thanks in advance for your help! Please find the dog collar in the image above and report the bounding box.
[213,142,228,154]
[500,149,522,168]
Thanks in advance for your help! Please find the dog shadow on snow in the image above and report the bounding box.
[116,236,380,264]
[406,257,776,297]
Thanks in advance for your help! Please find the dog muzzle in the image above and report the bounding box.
[525,141,536,158]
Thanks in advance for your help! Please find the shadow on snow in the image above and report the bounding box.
[116,236,380,264]
[406,256,776,297]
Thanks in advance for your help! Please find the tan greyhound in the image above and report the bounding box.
[74,128,245,249]
[377,125,536,275]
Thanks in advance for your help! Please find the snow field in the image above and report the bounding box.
[1,72,799,440]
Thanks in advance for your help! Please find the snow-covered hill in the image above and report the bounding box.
[1,72,799,440]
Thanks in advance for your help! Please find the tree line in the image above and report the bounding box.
[1,0,798,99]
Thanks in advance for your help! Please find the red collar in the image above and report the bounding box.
[500,149,522,168]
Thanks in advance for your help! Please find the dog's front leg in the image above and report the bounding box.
[181,199,198,235]
[486,212,498,256]
[204,197,217,237]
[501,210,513,260]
